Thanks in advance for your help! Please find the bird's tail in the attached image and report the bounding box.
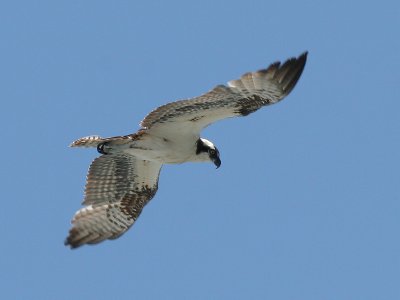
[69,135,105,148]
[70,133,140,148]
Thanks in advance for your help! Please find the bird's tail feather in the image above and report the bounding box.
[69,135,105,148]
[70,133,141,148]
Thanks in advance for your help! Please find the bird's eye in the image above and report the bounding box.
[209,149,216,155]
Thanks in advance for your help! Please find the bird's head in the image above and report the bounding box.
[196,138,221,168]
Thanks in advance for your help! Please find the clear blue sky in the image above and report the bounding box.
[1,1,399,299]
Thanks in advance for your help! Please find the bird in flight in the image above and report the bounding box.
[65,52,308,248]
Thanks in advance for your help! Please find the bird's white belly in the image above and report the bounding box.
[122,135,196,164]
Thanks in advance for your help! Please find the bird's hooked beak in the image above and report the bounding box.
[208,148,221,169]
[212,155,221,169]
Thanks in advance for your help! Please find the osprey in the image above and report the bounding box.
[65,52,308,248]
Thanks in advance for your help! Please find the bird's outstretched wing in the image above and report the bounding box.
[140,52,307,139]
[65,154,162,248]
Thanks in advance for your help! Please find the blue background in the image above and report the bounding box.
[1,1,399,299]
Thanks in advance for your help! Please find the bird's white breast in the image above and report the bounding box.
[122,133,198,164]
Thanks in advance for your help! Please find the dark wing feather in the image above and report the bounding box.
[65,154,162,248]
[140,52,307,138]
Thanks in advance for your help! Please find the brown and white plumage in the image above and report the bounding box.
[65,154,161,248]
[65,52,307,248]
[140,52,307,140]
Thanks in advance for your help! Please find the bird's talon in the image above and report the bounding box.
[97,142,109,154]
